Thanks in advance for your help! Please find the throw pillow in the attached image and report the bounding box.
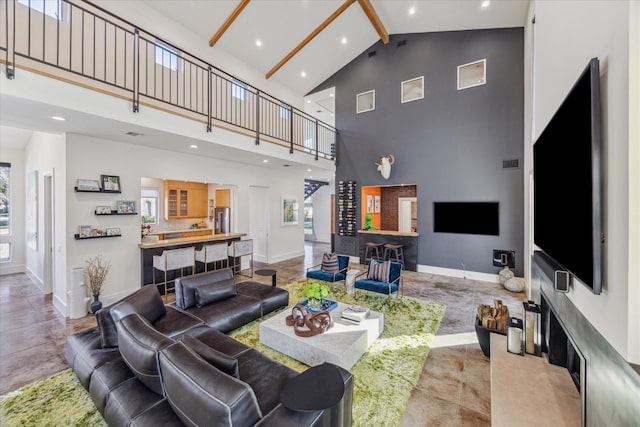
[321,253,339,273]
[367,259,390,282]
[181,335,239,378]
[194,281,237,308]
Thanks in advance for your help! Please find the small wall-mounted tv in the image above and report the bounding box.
[433,202,499,236]
[533,58,603,295]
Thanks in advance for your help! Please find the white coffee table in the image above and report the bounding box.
[259,301,384,370]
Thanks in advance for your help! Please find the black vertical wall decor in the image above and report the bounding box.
[312,28,525,276]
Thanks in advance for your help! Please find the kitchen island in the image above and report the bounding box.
[139,233,246,288]
[357,230,419,271]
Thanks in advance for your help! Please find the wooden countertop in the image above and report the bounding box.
[358,230,419,237]
[148,228,213,235]
[138,233,247,249]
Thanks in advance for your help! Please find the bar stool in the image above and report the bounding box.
[383,243,405,267]
[153,247,195,302]
[195,243,229,272]
[228,239,253,278]
[364,242,384,264]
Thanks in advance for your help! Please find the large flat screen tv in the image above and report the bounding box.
[533,58,603,295]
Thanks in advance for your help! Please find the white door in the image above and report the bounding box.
[249,186,269,263]
[43,174,54,294]
[398,197,417,233]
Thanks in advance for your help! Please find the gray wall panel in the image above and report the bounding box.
[315,28,525,276]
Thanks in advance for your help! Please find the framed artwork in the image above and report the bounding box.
[26,170,38,249]
[77,179,100,191]
[281,197,299,226]
[101,175,121,192]
[78,225,91,238]
[95,206,112,215]
[116,200,136,214]
[374,196,381,213]
[106,227,121,236]
[366,195,374,214]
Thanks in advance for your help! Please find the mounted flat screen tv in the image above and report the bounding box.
[433,202,499,236]
[533,58,603,295]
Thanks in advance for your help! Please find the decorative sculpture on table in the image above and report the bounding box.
[364,214,378,230]
[375,154,395,180]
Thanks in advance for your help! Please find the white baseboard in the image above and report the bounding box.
[348,255,360,265]
[269,250,305,264]
[0,264,26,275]
[417,264,500,283]
[25,266,45,291]
[53,293,67,317]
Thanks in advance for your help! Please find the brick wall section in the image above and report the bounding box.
[380,185,417,230]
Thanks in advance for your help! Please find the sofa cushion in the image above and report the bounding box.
[185,326,252,358]
[103,377,167,427]
[64,327,121,390]
[194,281,237,308]
[110,285,167,325]
[89,358,135,413]
[181,335,239,378]
[236,281,289,316]
[116,314,175,396]
[151,306,203,338]
[183,294,263,333]
[175,269,234,309]
[158,342,262,427]
[96,307,119,348]
[321,253,339,272]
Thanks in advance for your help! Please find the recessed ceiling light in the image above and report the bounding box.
[301,71,307,78]
[307,100,311,104]
[330,93,334,97]
[330,113,334,117]
[255,39,262,47]
[408,7,416,15]
[341,37,347,45]
[263,159,269,163]
[481,0,490,8]
[307,169,312,172]
[50,115,66,121]
[190,144,198,149]
[309,176,313,178]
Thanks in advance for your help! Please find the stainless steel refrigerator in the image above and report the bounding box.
[214,207,230,234]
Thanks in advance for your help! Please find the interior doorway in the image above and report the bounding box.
[249,186,269,263]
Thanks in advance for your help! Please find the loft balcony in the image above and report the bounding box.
[0,0,336,162]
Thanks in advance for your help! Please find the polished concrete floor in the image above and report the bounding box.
[0,241,526,425]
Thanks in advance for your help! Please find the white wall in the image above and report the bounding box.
[311,178,334,244]
[0,148,26,275]
[24,131,67,313]
[65,134,304,305]
[528,0,637,363]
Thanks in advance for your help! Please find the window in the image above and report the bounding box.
[457,59,486,90]
[356,90,375,113]
[17,0,65,20]
[401,76,424,103]
[141,188,159,225]
[154,42,179,71]
[232,80,246,101]
[0,243,10,263]
[0,162,10,236]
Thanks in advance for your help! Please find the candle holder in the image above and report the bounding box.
[506,316,524,356]
[523,301,542,356]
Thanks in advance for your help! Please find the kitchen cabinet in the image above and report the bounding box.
[164,180,208,219]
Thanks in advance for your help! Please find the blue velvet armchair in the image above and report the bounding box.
[306,255,350,288]
[354,261,403,304]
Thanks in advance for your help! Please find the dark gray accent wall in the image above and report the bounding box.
[313,28,525,276]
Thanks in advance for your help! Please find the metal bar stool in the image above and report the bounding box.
[364,242,384,264]
[383,243,405,267]
[153,247,195,302]
[195,243,229,272]
[228,239,253,278]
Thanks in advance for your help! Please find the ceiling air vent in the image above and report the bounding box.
[397,39,407,47]
[502,159,520,169]
[368,51,377,58]
[125,131,143,137]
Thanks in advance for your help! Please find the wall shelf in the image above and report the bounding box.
[74,234,121,240]
[74,187,121,194]
[95,210,138,216]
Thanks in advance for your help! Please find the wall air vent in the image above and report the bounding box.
[397,39,407,47]
[502,159,520,169]
[125,131,143,137]
[368,51,377,58]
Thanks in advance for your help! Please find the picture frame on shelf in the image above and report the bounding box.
[106,227,121,236]
[366,195,374,214]
[281,197,298,226]
[374,196,381,213]
[116,200,136,214]
[77,179,100,192]
[78,225,91,238]
[96,206,112,215]
[101,175,121,192]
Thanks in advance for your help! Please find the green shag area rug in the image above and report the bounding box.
[0,280,445,427]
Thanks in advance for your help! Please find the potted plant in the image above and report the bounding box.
[301,282,330,310]
[86,254,111,314]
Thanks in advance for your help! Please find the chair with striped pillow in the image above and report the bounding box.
[305,253,350,289]
[354,259,403,304]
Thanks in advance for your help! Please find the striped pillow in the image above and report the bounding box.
[367,259,390,282]
[321,253,339,272]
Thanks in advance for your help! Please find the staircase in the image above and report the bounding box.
[305,180,329,200]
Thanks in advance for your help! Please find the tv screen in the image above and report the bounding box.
[433,202,499,236]
[533,58,603,294]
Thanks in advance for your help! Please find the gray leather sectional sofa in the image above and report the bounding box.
[65,268,354,426]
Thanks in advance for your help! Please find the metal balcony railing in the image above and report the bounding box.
[0,0,336,161]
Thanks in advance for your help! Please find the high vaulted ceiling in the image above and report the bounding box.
[142,0,530,98]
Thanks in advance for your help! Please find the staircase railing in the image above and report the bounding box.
[0,0,336,161]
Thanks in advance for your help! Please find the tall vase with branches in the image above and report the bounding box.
[86,255,111,314]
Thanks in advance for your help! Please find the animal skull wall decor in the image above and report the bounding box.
[375,154,395,180]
